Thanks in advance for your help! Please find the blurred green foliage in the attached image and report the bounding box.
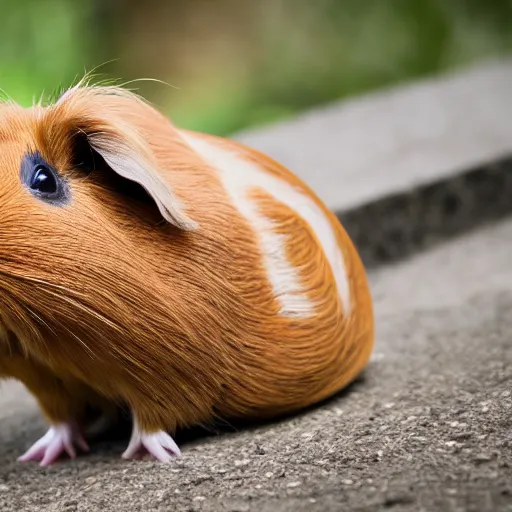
[0,0,511,135]
[0,0,95,105]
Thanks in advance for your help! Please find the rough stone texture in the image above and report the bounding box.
[339,157,512,267]
[1,217,512,512]
[235,59,512,268]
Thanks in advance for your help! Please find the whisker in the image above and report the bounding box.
[63,326,96,359]
[0,270,124,344]
[9,273,86,298]
[41,288,124,333]
[24,305,52,352]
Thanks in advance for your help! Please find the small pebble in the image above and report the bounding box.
[474,453,492,462]
[230,505,249,512]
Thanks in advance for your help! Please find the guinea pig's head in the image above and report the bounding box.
[0,84,200,359]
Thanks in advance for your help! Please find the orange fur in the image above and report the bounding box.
[0,330,113,427]
[0,85,373,446]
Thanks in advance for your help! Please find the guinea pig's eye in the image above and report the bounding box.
[30,165,58,194]
[20,151,70,205]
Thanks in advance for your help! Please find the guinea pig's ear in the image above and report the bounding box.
[85,120,198,231]
[42,87,198,231]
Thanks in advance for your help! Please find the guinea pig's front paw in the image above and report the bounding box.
[18,421,89,467]
[121,429,181,463]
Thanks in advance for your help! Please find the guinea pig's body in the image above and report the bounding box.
[0,84,373,465]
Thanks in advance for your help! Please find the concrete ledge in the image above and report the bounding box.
[235,58,512,266]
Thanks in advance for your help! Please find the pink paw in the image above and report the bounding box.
[18,422,89,467]
[122,421,180,462]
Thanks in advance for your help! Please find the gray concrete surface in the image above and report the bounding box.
[1,216,511,512]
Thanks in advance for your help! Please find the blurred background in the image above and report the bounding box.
[1,0,511,136]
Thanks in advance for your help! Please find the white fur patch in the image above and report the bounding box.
[181,133,351,317]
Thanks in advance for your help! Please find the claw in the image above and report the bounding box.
[18,422,89,466]
[121,419,180,462]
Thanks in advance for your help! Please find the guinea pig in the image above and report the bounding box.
[0,82,374,465]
